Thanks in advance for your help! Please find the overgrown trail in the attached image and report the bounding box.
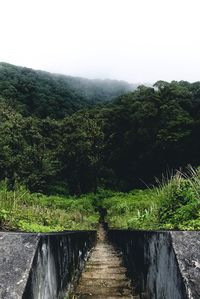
[73,225,139,299]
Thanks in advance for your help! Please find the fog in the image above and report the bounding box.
[0,0,200,83]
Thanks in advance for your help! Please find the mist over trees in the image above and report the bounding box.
[0,62,134,118]
[0,63,200,194]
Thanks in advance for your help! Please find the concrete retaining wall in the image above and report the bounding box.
[108,230,200,299]
[0,231,96,299]
[23,231,96,299]
[0,233,39,299]
[1,229,200,299]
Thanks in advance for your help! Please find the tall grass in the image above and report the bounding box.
[102,167,200,230]
[101,189,159,229]
[0,181,99,232]
[1,167,200,232]
[156,167,200,229]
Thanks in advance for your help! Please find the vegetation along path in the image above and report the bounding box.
[73,225,139,299]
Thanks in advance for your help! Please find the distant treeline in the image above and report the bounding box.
[0,62,134,118]
[0,63,200,194]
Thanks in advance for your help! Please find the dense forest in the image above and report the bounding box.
[1,63,200,231]
[0,63,200,196]
[0,62,134,118]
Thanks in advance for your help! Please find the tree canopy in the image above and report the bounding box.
[0,62,134,119]
[0,65,200,194]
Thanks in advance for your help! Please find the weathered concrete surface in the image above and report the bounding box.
[144,232,187,299]
[0,232,39,299]
[1,230,200,299]
[171,231,200,299]
[74,226,138,298]
[108,230,190,299]
[0,231,96,299]
[23,231,96,299]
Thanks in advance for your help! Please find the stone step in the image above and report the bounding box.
[94,246,115,250]
[72,228,139,299]
[85,267,127,274]
[76,286,132,296]
[90,256,120,260]
[92,248,118,252]
[85,264,126,270]
[93,248,115,251]
[81,272,127,280]
[89,259,121,263]
[91,251,119,256]
[78,278,131,287]
[87,260,122,266]
[74,295,136,299]
[91,253,120,258]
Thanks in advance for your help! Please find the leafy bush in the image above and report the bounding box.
[157,170,200,229]
[0,180,99,232]
[101,189,159,229]
[1,167,200,232]
[101,168,200,230]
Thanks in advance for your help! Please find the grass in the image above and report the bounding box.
[102,167,200,230]
[101,189,159,230]
[156,168,200,229]
[1,167,200,232]
[0,181,99,232]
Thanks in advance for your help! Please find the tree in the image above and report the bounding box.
[60,111,104,194]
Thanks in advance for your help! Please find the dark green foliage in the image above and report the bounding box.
[59,111,105,194]
[2,63,200,232]
[0,63,200,194]
[0,181,99,231]
[0,62,134,119]
[100,82,196,189]
[0,105,60,192]
[157,173,200,229]
[99,170,200,230]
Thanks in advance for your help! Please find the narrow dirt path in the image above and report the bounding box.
[73,225,139,299]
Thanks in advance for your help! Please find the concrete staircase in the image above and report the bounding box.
[73,226,139,299]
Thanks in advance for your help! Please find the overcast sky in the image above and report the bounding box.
[0,0,200,83]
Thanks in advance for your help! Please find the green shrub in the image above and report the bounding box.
[0,180,99,232]
[158,172,200,229]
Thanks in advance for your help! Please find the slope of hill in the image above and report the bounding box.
[0,63,135,118]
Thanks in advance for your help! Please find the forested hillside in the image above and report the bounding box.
[0,63,134,118]
[0,74,200,195]
[1,71,200,231]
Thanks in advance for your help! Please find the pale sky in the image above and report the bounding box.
[0,0,200,83]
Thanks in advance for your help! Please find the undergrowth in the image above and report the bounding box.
[1,167,200,232]
[102,167,200,230]
[0,181,98,232]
